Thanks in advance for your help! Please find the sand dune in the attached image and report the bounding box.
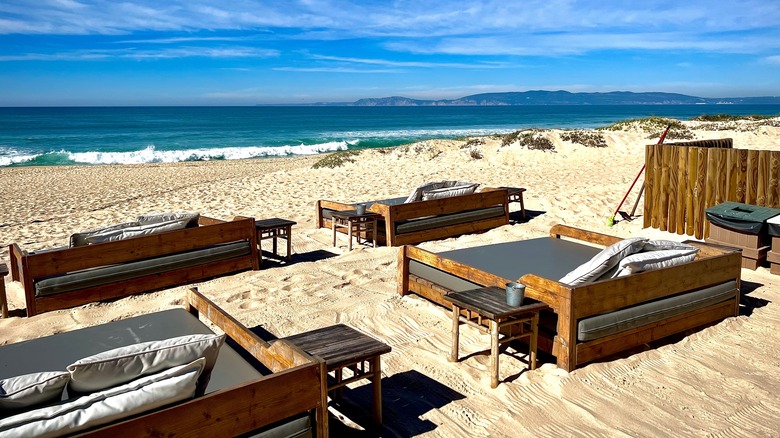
[2,119,780,436]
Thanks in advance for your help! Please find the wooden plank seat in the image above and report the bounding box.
[9,215,260,317]
[0,288,327,437]
[316,188,509,246]
[397,224,742,371]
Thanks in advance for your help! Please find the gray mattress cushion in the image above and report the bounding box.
[395,205,505,235]
[0,308,261,393]
[577,281,737,342]
[409,237,601,292]
[35,241,251,297]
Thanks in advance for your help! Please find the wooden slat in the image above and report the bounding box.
[735,149,748,203]
[658,145,671,231]
[770,152,780,207]
[746,149,759,205]
[643,144,655,229]
[757,150,770,206]
[676,146,688,235]
[651,144,662,229]
[685,147,697,235]
[667,145,679,233]
[549,224,621,247]
[694,148,708,239]
[703,149,718,238]
[714,148,728,205]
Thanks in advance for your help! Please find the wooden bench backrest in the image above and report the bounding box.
[377,189,508,221]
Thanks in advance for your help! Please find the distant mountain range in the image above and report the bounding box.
[306,91,780,106]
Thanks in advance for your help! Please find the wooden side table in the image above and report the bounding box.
[331,211,381,250]
[499,186,527,219]
[444,286,548,388]
[0,263,8,318]
[284,324,392,425]
[255,218,296,266]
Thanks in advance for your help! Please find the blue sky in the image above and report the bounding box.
[1,0,779,106]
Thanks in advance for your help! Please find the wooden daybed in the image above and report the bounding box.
[397,224,742,371]
[0,288,327,437]
[9,216,260,317]
[316,188,509,246]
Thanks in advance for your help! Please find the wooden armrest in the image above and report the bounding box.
[517,273,572,310]
[549,224,621,247]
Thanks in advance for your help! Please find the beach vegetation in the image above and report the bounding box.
[599,117,694,140]
[501,129,556,151]
[560,130,607,147]
[462,138,485,148]
[312,150,361,169]
[469,149,483,159]
[692,114,774,122]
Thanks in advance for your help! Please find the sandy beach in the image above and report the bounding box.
[3,118,780,436]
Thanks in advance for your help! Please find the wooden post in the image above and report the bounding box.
[371,355,383,425]
[397,246,410,297]
[667,145,679,233]
[0,263,9,318]
[644,145,655,229]
[489,319,500,388]
[449,304,460,363]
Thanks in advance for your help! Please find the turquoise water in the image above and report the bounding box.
[1,105,779,166]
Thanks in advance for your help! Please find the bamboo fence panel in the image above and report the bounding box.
[644,145,780,238]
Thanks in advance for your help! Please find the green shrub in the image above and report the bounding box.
[312,150,361,169]
[560,130,607,147]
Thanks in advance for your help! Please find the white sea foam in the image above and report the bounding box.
[331,127,513,138]
[66,142,350,165]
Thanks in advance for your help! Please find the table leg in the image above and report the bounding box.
[0,280,7,319]
[372,218,377,248]
[530,313,539,370]
[449,304,460,362]
[285,225,292,261]
[272,229,278,257]
[371,356,383,424]
[333,367,344,400]
[332,218,337,247]
[490,319,499,388]
[348,219,354,251]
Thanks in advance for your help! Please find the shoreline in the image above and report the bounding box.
[2,118,780,435]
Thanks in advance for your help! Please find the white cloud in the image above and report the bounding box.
[763,55,780,64]
[0,46,278,61]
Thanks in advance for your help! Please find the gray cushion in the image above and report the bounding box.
[577,281,737,341]
[67,334,225,393]
[405,181,479,203]
[84,218,191,245]
[35,241,251,297]
[137,212,200,227]
[395,206,504,235]
[559,237,648,286]
[69,221,141,248]
[420,183,480,201]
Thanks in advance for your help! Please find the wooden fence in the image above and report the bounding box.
[644,142,780,239]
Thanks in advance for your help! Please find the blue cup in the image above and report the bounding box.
[506,282,525,306]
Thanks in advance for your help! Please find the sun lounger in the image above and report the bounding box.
[0,288,327,437]
[397,224,742,371]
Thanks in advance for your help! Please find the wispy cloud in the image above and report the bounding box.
[274,67,399,73]
[309,54,508,69]
[0,46,278,61]
[763,55,780,65]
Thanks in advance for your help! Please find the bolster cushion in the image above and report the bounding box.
[577,281,737,342]
[559,237,648,286]
[34,241,251,297]
[395,206,505,235]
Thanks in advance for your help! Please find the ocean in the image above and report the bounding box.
[1,105,779,167]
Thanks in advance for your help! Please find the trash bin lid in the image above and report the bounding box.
[705,201,780,234]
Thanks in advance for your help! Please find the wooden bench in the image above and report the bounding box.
[317,188,509,246]
[9,216,259,317]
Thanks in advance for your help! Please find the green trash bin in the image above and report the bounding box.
[705,201,780,270]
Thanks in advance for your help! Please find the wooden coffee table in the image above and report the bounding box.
[255,218,296,266]
[499,186,527,219]
[284,324,392,425]
[444,286,548,388]
[331,210,381,250]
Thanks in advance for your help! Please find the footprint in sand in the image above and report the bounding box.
[226,291,252,303]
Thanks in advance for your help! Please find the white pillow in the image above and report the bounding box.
[0,358,204,438]
[69,221,140,247]
[137,212,200,227]
[67,333,224,393]
[612,248,699,278]
[421,183,480,201]
[643,240,698,252]
[0,371,70,411]
[84,218,191,245]
[559,237,648,286]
